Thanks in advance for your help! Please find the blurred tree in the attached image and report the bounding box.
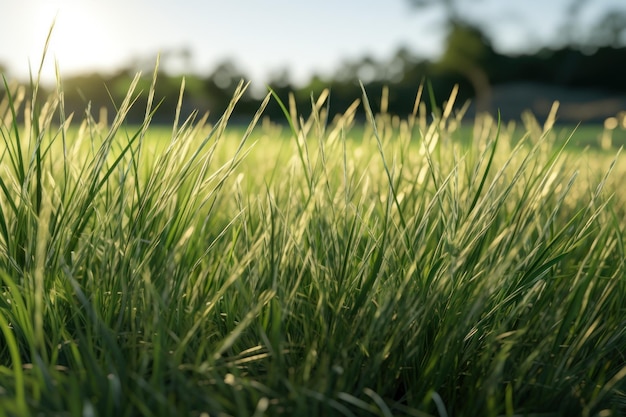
[208,60,245,91]
[384,47,415,82]
[265,68,296,119]
[408,0,470,26]
[409,0,626,50]
[160,47,194,74]
[355,55,381,83]
[436,23,493,111]
[63,73,112,118]
[201,60,258,119]
[267,68,292,88]
[408,0,494,110]
[559,0,626,48]
[559,0,587,46]
[407,0,626,111]
[333,54,402,84]
[334,59,363,83]
[587,9,626,47]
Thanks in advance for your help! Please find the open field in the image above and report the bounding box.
[1,74,626,417]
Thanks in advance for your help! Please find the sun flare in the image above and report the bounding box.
[31,1,120,76]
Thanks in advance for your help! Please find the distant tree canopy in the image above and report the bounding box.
[3,43,625,125]
[408,0,626,49]
[587,8,626,47]
[2,0,625,125]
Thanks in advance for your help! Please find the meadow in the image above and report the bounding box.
[1,65,625,417]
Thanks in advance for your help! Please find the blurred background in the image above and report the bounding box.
[1,0,625,125]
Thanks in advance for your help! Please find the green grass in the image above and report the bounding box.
[1,64,625,417]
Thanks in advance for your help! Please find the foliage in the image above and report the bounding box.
[4,32,626,126]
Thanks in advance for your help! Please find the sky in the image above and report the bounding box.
[0,0,624,86]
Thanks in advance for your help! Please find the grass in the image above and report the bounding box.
[0,60,625,417]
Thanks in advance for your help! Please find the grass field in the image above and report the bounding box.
[1,67,626,417]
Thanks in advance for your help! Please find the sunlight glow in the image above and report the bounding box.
[30,1,122,78]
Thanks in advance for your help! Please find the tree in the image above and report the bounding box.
[408,0,467,25]
[408,0,492,110]
[409,0,626,50]
[587,9,626,47]
[407,0,626,111]
[436,23,494,111]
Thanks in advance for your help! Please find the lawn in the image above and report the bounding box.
[0,72,625,417]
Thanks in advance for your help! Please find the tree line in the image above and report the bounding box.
[2,22,626,125]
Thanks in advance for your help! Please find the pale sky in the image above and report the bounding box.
[0,0,623,86]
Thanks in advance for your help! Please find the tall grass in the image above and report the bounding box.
[0,61,625,417]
